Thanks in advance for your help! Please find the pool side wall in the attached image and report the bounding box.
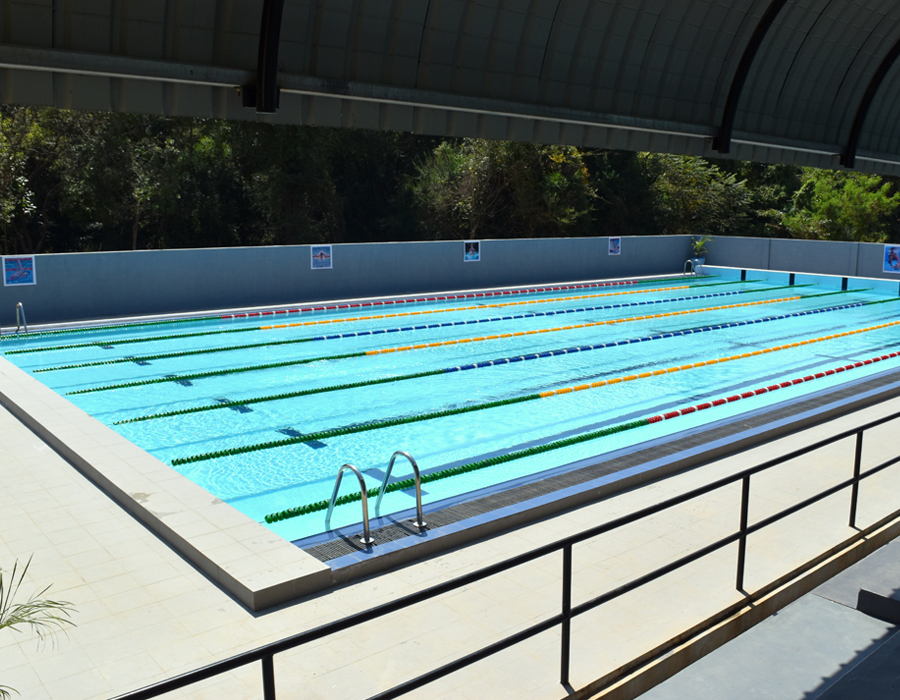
[4,235,900,326]
[2,236,688,325]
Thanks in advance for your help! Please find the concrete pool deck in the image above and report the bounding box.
[3,374,900,698]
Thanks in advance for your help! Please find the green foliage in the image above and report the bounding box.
[409,139,596,239]
[691,235,712,256]
[4,105,900,249]
[583,149,659,236]
[1,556,76,699]
[644,154,751,237]
[765,169,900,242]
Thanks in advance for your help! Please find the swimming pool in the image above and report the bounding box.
[4,268,900,543]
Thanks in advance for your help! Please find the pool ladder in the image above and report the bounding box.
[324,450,426,546]
[684,259,698,275]
[4,302,28,335]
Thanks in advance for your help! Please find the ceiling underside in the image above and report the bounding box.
[2,1,900,174]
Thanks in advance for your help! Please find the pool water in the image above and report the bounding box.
[4,271,900,541]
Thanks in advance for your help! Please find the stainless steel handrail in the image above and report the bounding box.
[683,259,695,275]
[15,302,27,334]
[374,450,427,529]
[324,463,374,545]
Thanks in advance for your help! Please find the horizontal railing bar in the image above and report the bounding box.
[114,409,900,700]
[859,452,900,481]
[746,476,858,537]
[572,532,742,618]
[110,653,260,700]
[365,615,564,700]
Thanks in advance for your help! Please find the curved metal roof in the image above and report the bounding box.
[2,1,900,174]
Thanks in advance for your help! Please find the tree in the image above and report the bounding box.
[644,154,751,238]
[1,556,76,699]
[583,149,659,237]
[765,169,900,242]
[0,107,75,255]
[409,139,596,239]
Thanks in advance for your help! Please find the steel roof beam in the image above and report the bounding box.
[254,0,285,113]
[713,0,789,154]
[841,36,900,168]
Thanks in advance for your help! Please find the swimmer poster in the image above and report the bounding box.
[464,240,480,262]
[310,245,332,269]
[608,237,621,255]
[2,255,36,286]
[884,245,900,273]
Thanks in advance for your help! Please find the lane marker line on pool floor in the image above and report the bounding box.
[169,316,900,466]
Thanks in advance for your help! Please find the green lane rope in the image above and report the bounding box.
[264,417,651,522]
[5,326,259,355]
[110,293,872,423]
[67,356,360,395]
[262,330,899,524]
[170,304,900,468]
[32,335,330,372]
[69,284,776,394]
[113,368,448,424]
[170,393,541,466]
[0,315,205,341]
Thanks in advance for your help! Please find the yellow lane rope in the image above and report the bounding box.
[258,284,695,330]
[537,320,900,398]
[361,294,804,356]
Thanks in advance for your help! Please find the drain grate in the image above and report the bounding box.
[300,368,900,564]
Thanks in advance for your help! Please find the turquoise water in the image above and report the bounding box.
[4,274,900,541]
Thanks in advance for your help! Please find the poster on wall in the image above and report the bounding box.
[464,240,480,262]
[310,245,333,270]
[608,237,621,256]
[884,245,900,273]
[2,255,36,286]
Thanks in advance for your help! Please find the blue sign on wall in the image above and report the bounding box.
[884,245,900,274]
[2,256,36,286]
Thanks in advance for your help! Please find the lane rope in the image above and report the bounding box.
[2,275,710,342]
[220,275,714,319]
[264,348,900,523]
[74,284,814,390]
[258,280,745,331]
[9,279,747,357]
[110,298,884,421]
[170,314,900,466]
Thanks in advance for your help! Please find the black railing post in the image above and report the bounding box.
[262,654,276,700]
[849,431,864,528]
[736,475,751,591]
[560,543,573,686]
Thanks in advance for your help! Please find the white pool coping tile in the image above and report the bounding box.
[0,355,332,611]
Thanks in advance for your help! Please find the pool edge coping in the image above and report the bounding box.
[0,354,332,612]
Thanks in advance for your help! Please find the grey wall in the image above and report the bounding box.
[0,237,694,326]
[705,236,900,280]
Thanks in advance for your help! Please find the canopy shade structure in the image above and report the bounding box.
[2,1,900,174]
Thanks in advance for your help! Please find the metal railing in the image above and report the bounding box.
[15,302,26,335]
[112,408,900,700]
[324,463,374,545]
[375,450,426,529]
